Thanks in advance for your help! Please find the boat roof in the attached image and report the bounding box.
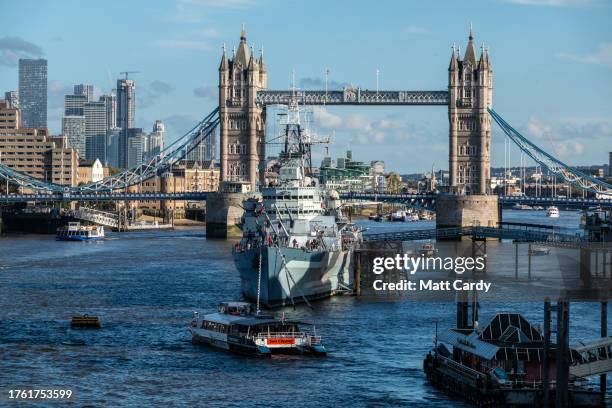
[202,312,306,327]
[479,313,543,343]
[439,329,500,360]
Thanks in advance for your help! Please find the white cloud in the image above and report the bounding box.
[501,0,602,6]
[519,116,612,159]
[312,108,432,146]
[312,107,342,128]
[556,42,612,68]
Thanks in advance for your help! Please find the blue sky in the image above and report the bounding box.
[1,0,611,173]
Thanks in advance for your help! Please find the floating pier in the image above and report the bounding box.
[70,315,102,329]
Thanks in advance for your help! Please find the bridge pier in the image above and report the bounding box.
[555,299,570,408]
[436,194,500,237]
[601,301,608,407]
[205,191,248,239]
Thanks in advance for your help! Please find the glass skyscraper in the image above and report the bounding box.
[18,59,47,128]
[99,93,117,129]
[62,116,86,157]
[73,84,94,102]
[84,101,107,162]
[146,120,165,160]
[116,78,135,168]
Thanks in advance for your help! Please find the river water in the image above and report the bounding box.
[0,210,609,407]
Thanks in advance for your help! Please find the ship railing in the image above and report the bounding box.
[255,332,322,345]
[496,378,589,391]
[256,332,307,339]
[309,335,322,345]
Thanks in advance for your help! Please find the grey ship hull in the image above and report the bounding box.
[233,246,354,308]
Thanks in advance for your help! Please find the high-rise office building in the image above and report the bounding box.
[126,128,146,168]
[609,152,612,176]
[116,79,135,130]
[74,84,94,101]
[4,91,19,109]
[187,126,216,163]
[99,93,117,129]
[18,59,47,128]
[117,78,135,168]
[64,94,88,116]
[62,116,86,157]
[106,128,122,168]
[146,120,165,160]
[84,101,107,161]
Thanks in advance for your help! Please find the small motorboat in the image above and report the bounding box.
[390,210,407,222]
[56,222,104,241]
[190,302,326,357]
[529,246,550,256]
[418,243,438,257]
[546,206,560,218]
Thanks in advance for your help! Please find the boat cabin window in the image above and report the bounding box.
[202,320,228,333]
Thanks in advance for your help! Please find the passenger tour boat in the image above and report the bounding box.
[56,222,105,241]
[190,302,326,357]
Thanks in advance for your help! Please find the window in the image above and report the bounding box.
[464,89,471,98]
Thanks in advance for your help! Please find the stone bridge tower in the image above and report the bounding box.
[448,28,493,195]
[219,28,267,190]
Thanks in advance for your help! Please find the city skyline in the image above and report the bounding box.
[1,0,611,173]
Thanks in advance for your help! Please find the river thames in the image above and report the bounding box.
[0,210,609,407]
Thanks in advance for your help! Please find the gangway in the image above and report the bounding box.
[570,337,612,377]
[72,207,119,229]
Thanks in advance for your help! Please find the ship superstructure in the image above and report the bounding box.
[232,100,361,307]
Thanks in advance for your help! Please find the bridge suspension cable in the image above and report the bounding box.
[0,107,220,194]
[489,108,612,198]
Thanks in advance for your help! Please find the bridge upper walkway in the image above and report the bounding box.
[256,89,449,106]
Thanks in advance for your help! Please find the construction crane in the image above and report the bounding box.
[119,71,140,80]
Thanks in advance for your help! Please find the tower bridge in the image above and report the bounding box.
[0,27,611,236]
[219,27,491,196]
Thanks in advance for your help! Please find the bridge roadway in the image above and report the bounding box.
[341,192,612,209]
[363,223,584,245]
[0,191,209,203]
[0,191,610,208]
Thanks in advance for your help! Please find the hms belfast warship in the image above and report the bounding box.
[232,100,362,307]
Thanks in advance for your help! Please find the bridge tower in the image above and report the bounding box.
[448,28,493,195]
[438,28,499,231]
[218,28,267,191]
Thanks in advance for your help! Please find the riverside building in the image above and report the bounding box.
[0,100,79,187]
